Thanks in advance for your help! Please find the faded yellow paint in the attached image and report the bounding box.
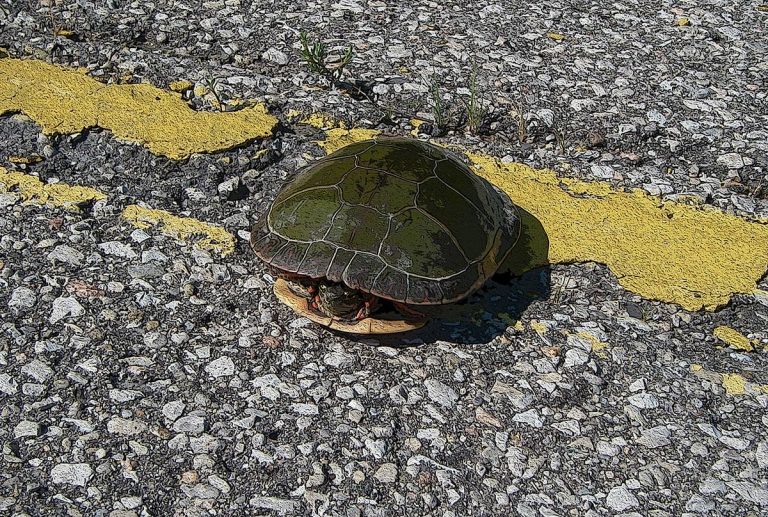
[713,326,755,352]
[0,59,277,160]
[298,111,347,130]
[577,332,610,357]
[8,155,43,164]
[547,32,566,41]
[529,320,548,335]
[410,118,425,137]
[721,373,747,395]
[317,128,380,154]
[0,168,106,210]
[690,364,768,396]
[468,154,768,311]
[122,205,235,256]
[169,80,193,93]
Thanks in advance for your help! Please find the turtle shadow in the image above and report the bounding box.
[375,207,551,347]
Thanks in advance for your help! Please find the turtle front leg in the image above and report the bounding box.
[353,295,380,321]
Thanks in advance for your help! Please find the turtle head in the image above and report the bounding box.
[316,282,366,319]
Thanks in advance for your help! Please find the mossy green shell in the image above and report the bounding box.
[251,137,520,305]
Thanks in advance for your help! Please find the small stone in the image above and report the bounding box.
[628,378,646,392]
[606,486,639,511]
[628,393,659,409]
[512,409,544,428]
[424,379,459,408]
[47,244,84,266]
[636,426,671,448]
[365,438,386,459]
[205,356,235,377]
[290,403,319,415]
[98,241,137,259]
[49,296,85,324]
[9,287,36,312]
[686,494,715,512]
[162,400,186,422]
[717,153,746,169]
[719,435,750,451]
[0,373,18,395]
[173,415,206,435]
[726,481,768,505]
[262,48,289,65]
[324,351,355,367]
[50,463,93,486]
[756,441,768,468]
[475,407,503,428]
[107,417,147,436]
[21,359,54,382]
[374,463,397,483]
[249,496,299,515]
[564,348,589,367]
[13,420,40,438]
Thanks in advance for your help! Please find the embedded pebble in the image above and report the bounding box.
[49,296,84,323]
[50,463,93,486]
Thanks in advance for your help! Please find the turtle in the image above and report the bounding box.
[250,136,521,333]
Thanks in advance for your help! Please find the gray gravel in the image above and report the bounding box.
[1,1,768,516]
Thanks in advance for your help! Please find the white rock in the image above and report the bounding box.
[249,496,299,515]
[719,435,750,451]
[0,373,18,395]
[564,348,589,367]
[290,403,319,416]
[13,420,39,438]
[323,351,354,367]
[21,359,54,382]
[262,48,289,65]
[51,463,93,486]
[107,417,147,436]
[98,241,137,258]
[636,426,671,448]
[49,296,85,324]
[756,441,768,469]
[109,389,142,402]
[365,438,386,459]
[424,379,459,408]
[374,463,397,483]
[551,419,580,436]
[173,415,205,434]
[205,356,235,377]
[512,409,543,428]
[717,153,746,169]
[597,440,621,456]
[9,287,36,311]
[606,486,639,511]
[726,481,768,505]
[590,164,614,179]
[162,400,186,422]
[628,393,659,409]
[47,244,84,266]
[628,378,646,392]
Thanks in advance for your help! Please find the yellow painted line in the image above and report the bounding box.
[713,326,757,352]
[0,59,277,160]
[0,167,106,210]
[691,364,768,396]
[303,125,768,311]
[472,154,768,311]
[122,205,235,256]
[410,118,425,137]
[576,332,610,357]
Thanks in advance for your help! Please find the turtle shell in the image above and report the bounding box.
[251,137,520,305]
